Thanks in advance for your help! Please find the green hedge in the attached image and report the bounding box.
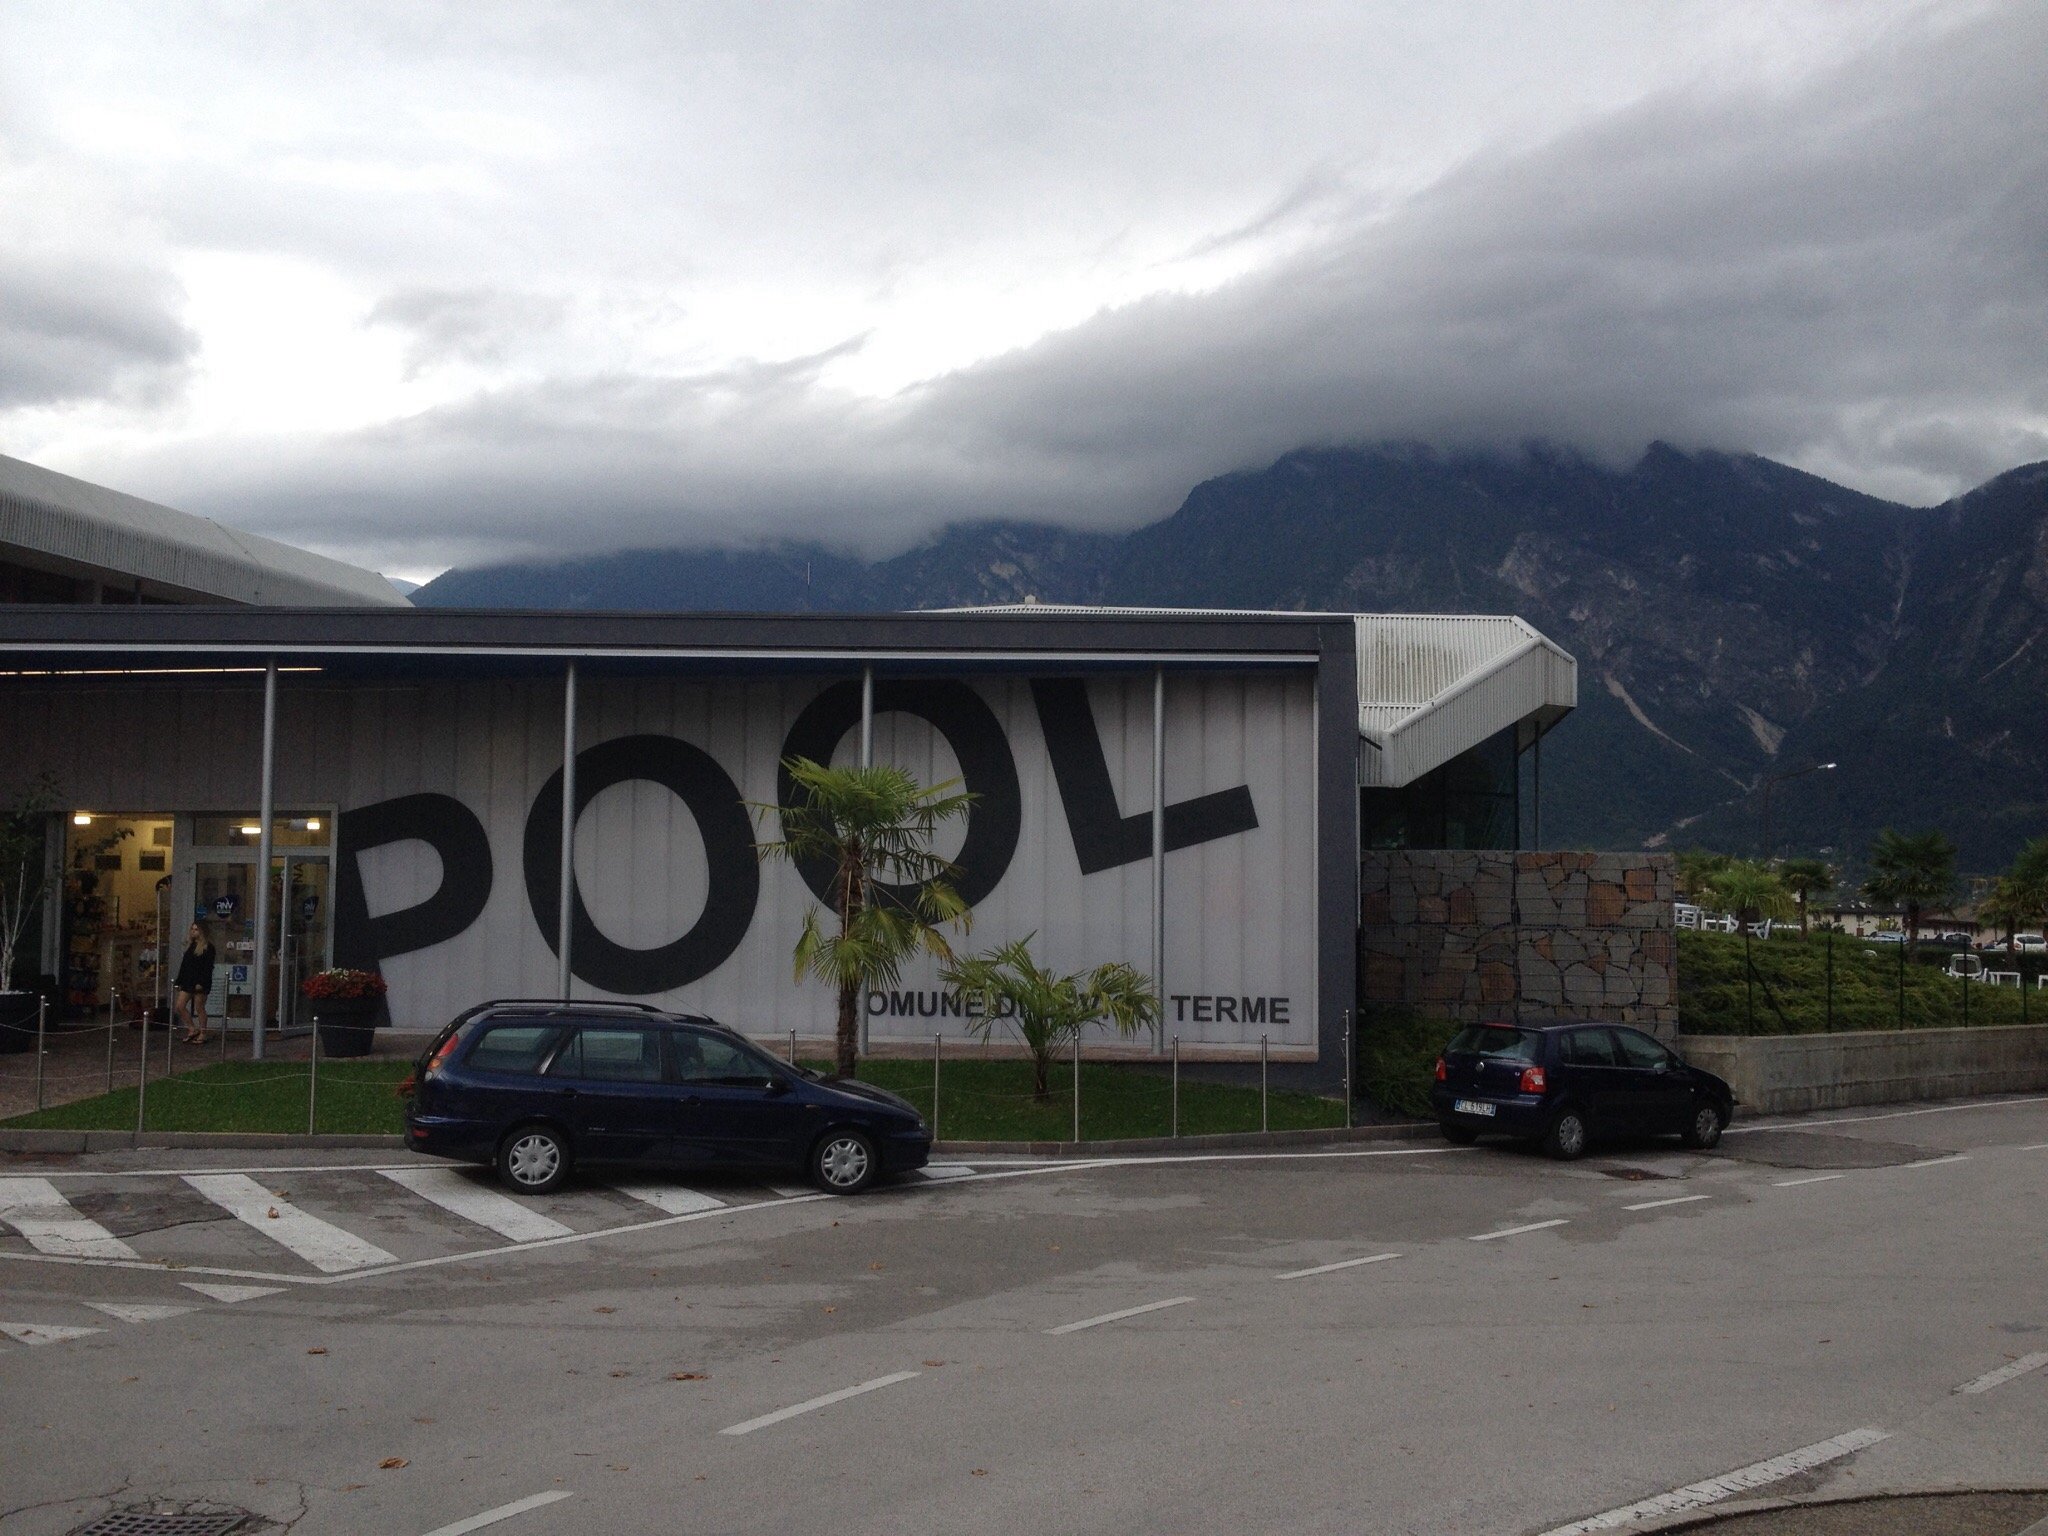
[1356,1007,1460,1119]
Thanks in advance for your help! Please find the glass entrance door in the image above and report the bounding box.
[191,859,258,1023]
[277,856,331,1033]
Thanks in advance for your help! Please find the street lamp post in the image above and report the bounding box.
[1759,761,1837,862]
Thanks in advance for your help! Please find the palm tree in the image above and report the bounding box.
[1675,849,1733,904]
[1862,828,1956,956]
[1705,861,1795,933]
[1778,857,1834,936]
[755,758,974,1078]
[941,936,1159,1101]
[1985,836,2048,954]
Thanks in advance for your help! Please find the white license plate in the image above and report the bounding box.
[1453,1098,1496,1118]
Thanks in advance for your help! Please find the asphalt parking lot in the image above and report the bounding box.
[2,1095,2045,1536]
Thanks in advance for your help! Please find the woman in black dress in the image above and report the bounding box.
[173,922,216,1044]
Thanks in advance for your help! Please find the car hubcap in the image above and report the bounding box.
[1696,1108,1719,1144]
[1558,1116,1585,1155]
[821,1137,870,1188]
[509,1134,560,1185]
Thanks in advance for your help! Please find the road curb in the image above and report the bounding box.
[1582,1484,2048,1533]
[932,1122,1434,1156]
[0,1129,406,1154]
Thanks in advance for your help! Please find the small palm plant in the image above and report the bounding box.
[756,758,974,1078]
[941,936,1159,1102]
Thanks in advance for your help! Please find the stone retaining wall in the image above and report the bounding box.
[1677,1024,2048,1115]
[1360,850,1676,1038]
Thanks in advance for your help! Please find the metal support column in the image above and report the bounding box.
[1532,729,1542,852]
[251,660,278,1062]
[557,662,577,1000]
[1152,667,1166,1052]
[859,665,874,1055]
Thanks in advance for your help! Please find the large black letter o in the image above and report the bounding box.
[522,735,759,994]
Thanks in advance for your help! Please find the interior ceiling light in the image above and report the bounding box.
[73,812,92,825]
[304,819,321,831]
[239,825,262,836]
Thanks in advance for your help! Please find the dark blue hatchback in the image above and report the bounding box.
[402,1001,931,1195]
[1430,1019,1733,1159]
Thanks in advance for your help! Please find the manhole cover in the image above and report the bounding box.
[75,1513,249,1536]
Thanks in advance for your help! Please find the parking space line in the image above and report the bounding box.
[1536,1426,1889,1534]
[1901,1154,1970,1170]
[379,1168,576,1242]
[2019,1143,2048,1152]
[0,1321,104,1347]
[1956,1352,2048,1394]
[419,1490,574,1535]
[1622,1194,1710,1212]
[1046,1296,1196,1334]
[1275,1252,1401,1280]
[1723,1095,2048,1134]
[86,1302,194,1324]
[1773,1173,1846,1187]
[183,1174,397,1273]
[182,1282,285,1303]
[609,1183,725,1216]
[1469,1219,1569,1242]
[0,1177,140,1259]
[720,1371,921,1435]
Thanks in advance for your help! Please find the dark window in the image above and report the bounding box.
[1446,1025,1542,1062]
[1560,1029,1619,1067]
[465,1024,560,1075]
[673,1029,778,1084]
[1612,1030,1673,1070]
[548,1026,664,1083]
[1360,725,1521,851]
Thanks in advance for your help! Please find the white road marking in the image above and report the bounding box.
[0,1177,139,1259]
[1623,1194,1710,1212]
[1536,1426,1889,1535]
[1470,1219,1569,1242]
[1046,1296,1196,1335]
[917,1164,977,1180]
[1773,1174,1847,1187]
[766,1184,814,1199]
[418,1489,575,1535]
[183,1174,397,1273]
[181,1282,284,1303]
[1722,1095,2048,1134]
[0,1321,103,1347]
[86,1302,194,1324]
[35,1163,417,1180]
[1901,1154,1970,1170]
[610,1183,725,1216]
[1956,1352,2048,1394]
[378,1168,574,1242]
[1275,1252,1401,1280]
[2020,1143,2048,1152]
[719,1371,921,1436]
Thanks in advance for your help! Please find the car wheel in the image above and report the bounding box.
[1439,1120,1480,1145]
[811,1129,878,1195]
[1541,1107,1589,1160]
[1680,1101,1727,1150]
[497,1124,570,1195]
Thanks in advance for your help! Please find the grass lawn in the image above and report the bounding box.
[1679,930,2047,1035]
[2,1055,1344,1142]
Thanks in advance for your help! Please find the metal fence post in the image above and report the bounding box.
[1343,1007,1353,1130]
[789,1029,798,1066]
[1260,1034,1269,1134]
[1897,938,1905,1027]
[135,1001,149,1135]
[105,1006,116,1094]
[1072,1030,1081,1144]
[1171,1033,1180,1138]
[164,1005,173,1076]
[1825,930,1834,1031]
[1961,966,1969,1028]
[34,998,46,1112]
[932,1033,942,1143]
[307,1021,319,1136]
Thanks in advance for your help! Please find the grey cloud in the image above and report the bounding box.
[366,287,568,377]
[150,3,2048,564]
[0,256,195,407]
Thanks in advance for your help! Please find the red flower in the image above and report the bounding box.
[301,968,388,1001]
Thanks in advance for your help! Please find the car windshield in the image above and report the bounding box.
[1446,1026,1541,1062]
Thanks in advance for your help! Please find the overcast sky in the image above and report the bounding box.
[2,0,2042,579]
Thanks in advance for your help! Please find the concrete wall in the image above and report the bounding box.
[1677,1024,2048,1116]
[1360,850,1677,1037]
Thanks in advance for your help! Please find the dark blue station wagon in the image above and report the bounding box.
[403,1001,931,1195]
[1431,1020,1734,1158]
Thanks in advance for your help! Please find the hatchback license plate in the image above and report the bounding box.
[1453,1099,1496,1117]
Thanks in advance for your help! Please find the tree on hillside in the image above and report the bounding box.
[1984,836,2048,953]
[755,759,974,1078]
[1862,829,1956,956]
[1778,858,1835,936]
[941,936,1158,1102]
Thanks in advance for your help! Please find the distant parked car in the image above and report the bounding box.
[1431,1020,1734,1159]
[2015,934,2048,955]
[403,1000,931,1195]
[1868,931,1906,944]
[1930,931,1974,950]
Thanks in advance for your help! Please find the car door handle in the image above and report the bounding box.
[559,1087,578,1099]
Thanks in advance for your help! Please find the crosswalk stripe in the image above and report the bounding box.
[86,1303,195,1324]
[917,1164,976,1181]
[610,1183,725,1216]
[181,1282,284,1304]
[765,1184,814,1200]
[182,1174,397,1273]
[0,1321,103,1347]
[377,1168,575,1243]
[0,1177,140,1260]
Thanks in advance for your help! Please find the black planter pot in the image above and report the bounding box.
[311,996,381,1059]
[0,991,37,1055]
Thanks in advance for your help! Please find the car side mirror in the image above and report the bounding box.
[763,1075,791,1096]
